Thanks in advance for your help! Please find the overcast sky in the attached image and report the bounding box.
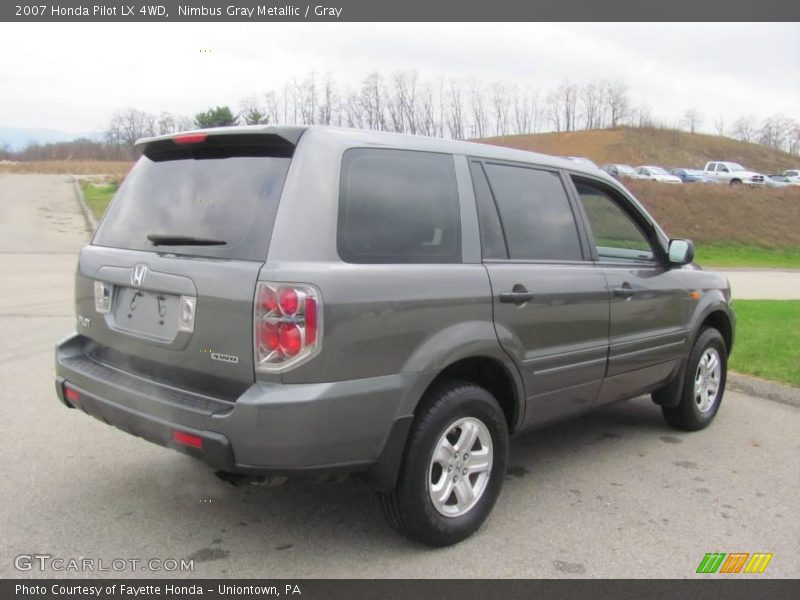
[1,22,798,134]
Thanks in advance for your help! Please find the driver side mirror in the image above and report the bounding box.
[668,239,694,266]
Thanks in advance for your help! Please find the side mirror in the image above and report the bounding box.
[668,239,694,266]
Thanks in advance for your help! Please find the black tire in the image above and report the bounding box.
[661,328,727,431]
[729,179,742,186]
[379,380,508,547]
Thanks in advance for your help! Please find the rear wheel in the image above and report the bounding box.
[662,328,727,431]
[379,380,508,547]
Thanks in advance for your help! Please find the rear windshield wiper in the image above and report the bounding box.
[147,234,227,246]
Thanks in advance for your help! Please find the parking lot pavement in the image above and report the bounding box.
[1,174,798,578]
[718,269,800,300]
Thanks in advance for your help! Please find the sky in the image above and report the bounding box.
[1,22,798,134]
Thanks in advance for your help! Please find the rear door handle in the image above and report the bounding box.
[499,284,534,305]
[612,282,635,299]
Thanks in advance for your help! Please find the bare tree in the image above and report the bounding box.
[758,113,793,151]
[546,88,562,132]
[731,115,758,143]
[603,80,630,128]
[682,108,703,133]
[787,121,800,155]
[491,82,511,136]
[318,74,336,125]
[360,72,386,131]
[579,82,603,130]
[106,108,156,153]
[512,87,537,135]
[469,78,488,138]
[417,80,439,137]
[713,114,725,136]
[446,79,465,139]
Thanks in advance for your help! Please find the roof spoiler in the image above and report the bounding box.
[134,126,307,158]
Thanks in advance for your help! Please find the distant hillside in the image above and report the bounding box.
[479,128,799,174]
[0,127,103,151]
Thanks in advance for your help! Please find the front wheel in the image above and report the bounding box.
[379,380,508,547]
[662,328,727,431]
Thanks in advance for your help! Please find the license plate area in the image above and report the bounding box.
[110,287,181,342]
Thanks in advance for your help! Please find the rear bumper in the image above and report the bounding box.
[55,334,418,489]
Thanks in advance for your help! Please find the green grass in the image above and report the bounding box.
[694,244,800,269]
[81,182,117,220]
[729,300,800,387]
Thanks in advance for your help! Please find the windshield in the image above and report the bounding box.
[618,165,638,175]
[93,151,291,261]
[649,167,670,175]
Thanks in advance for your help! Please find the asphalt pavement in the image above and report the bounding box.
[1,174,798,579]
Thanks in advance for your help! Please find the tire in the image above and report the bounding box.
[661,328,727,431]
[729,179,742,186]
[379,380,508,547]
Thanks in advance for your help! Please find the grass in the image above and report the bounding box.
[694,244,800,269]
[0,159,133,178]
[81,181,117,220]
[729,300,800,387]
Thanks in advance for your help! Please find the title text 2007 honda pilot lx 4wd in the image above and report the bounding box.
[56,126,734,546]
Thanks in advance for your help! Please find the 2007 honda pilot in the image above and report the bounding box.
[56,126,734,546]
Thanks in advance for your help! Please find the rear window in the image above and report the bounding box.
[337,149,461,264]
[93,146,291,261]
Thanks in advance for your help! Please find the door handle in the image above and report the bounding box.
[612,283,635,299]
[499,284,534,305]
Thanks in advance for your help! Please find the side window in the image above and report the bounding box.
[468,161,507,259]
[573,180,656,263]
[483,163,582,261]
[338,149,461,264]
[707,163,716,171]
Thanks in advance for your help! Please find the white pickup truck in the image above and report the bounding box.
[784,169,800,184]
[703,161,765,186]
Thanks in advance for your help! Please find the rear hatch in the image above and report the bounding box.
[74,131,299,400]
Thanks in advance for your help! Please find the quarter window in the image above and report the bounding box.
[482,163,582,261]
[338,149,461,264]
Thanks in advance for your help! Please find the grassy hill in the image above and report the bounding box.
[480,128,800,174]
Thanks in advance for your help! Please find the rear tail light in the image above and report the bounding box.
[254,282,322,372]
[94,281,113,313]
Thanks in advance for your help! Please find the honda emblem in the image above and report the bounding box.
[131,264,148,287]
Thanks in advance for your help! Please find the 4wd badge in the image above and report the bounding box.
[211,352,239,364]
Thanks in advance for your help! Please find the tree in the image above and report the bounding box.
[732,115,758,143]
[106,108,156,153]
[682,108,703,133]
[579,82,603,130]
[604,80,630,128]
[239,96,269,125]
[713,114,725,136]
[194,106,237,128]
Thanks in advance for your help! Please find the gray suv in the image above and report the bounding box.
[55,126,734,546]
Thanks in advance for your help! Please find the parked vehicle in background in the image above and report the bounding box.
[671,168,717,184]
[562,156,600,169]
[54,126,735,547]
[703,161,765,186]
[783,169,800,184]
[601,164,643,180]
[764,174,793,188]
[636,166,683,184]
